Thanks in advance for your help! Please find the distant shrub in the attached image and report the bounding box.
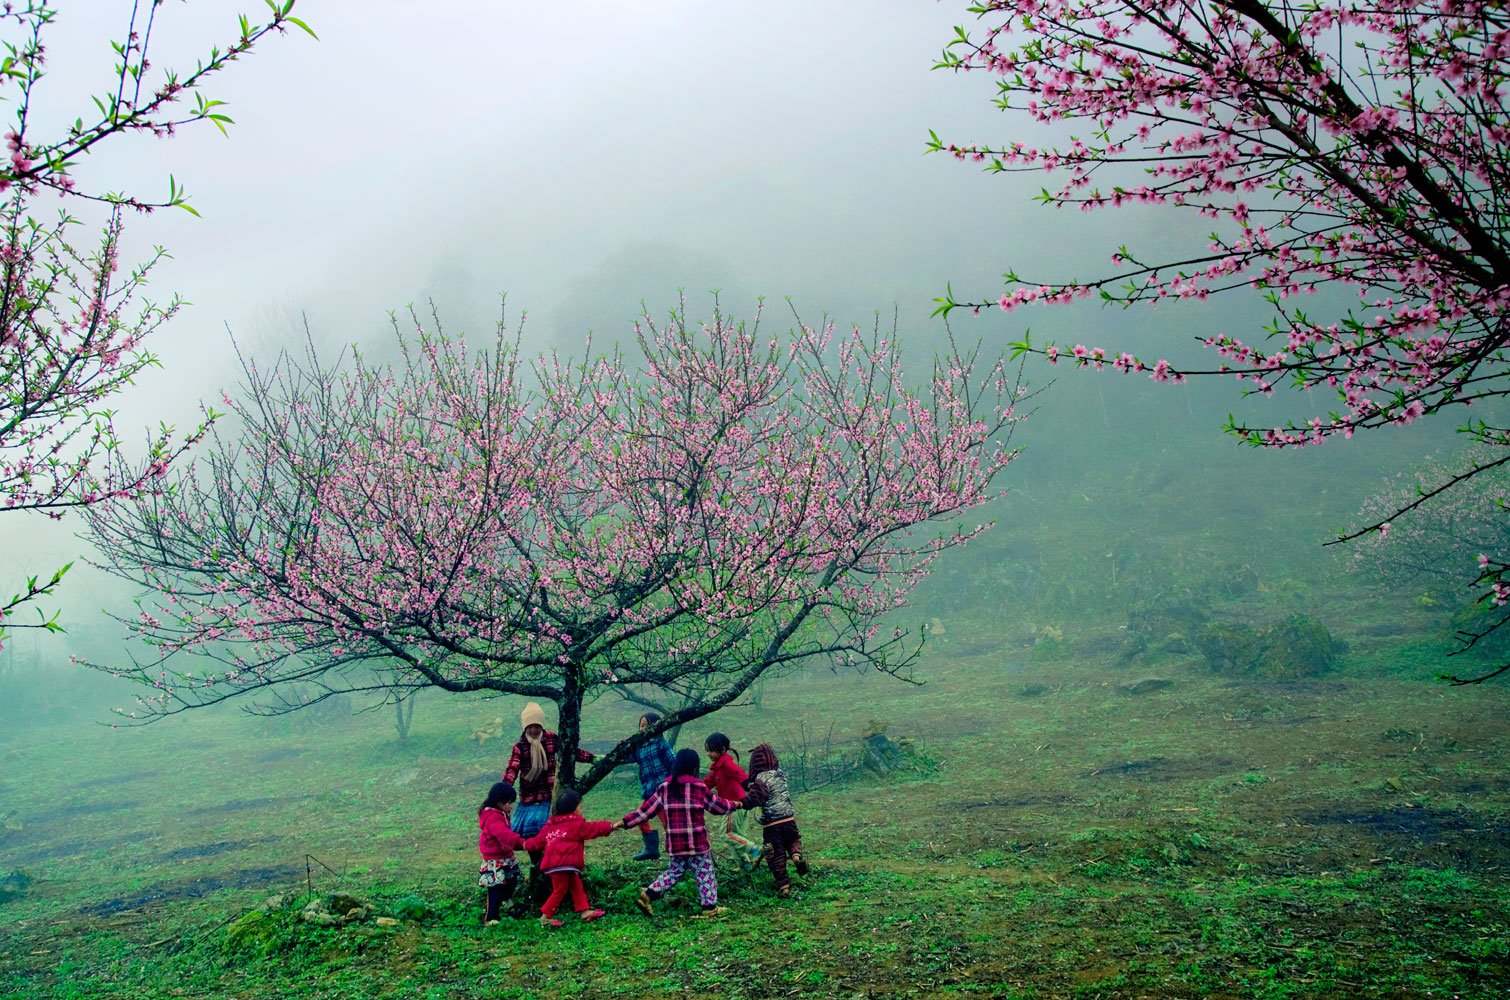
[1353,448,1510,598]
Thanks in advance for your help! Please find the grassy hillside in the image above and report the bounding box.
[2,582,1506,999]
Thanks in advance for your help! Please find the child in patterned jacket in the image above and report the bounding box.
[743,743,808,897]
[614,747,752,917]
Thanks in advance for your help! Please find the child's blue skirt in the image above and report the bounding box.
[513,800,550,839]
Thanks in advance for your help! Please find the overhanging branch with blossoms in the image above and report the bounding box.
[932,0,1510,680]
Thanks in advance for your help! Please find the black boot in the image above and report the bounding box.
[633,830,661,861]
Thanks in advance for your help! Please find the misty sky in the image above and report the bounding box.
[52,0,1057,370]
[0,1,1456,632]
[1,1,1047,575]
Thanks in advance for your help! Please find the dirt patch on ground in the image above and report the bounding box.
[75,769,162,788]
[159,839,278,862]
[83,865,301,917]
[1083,756,1241,780]
[7,832,158,865]
[1301,804,1510,869]
[43,799,142,819]
[185,794,315,816]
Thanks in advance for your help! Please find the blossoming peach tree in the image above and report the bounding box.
[84,301,1027,791]
[931,0,1510,680]
[0,1,313,643]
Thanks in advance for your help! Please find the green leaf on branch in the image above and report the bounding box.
[930,282,957,319]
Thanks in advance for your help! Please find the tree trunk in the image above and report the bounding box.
[393,692,416,744]
[555,675,585,790]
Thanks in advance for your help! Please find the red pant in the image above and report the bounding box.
[541,871,589,917]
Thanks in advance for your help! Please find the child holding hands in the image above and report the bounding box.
[477,781,526,924]
[704,732,761,866]
[521,789,615,926]
[631,712,676,861]
[744,743,808,897]
[616,747,752,917]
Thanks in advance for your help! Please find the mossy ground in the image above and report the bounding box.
[2,588,1507,999]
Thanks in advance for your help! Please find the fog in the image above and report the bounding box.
[5,8,1508,996]
[0,0,1467,696]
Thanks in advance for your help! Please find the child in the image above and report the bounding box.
[704,732,761,866]
[631,712,676,861]
[502,702,597,905]
[477,781,526,923]
[616,747,750,917]
[521,789,615,926]
[744,743,808,897]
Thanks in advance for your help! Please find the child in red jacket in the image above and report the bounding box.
[704,732,760,866]
[477,782,526,924]
[521,789,616,926]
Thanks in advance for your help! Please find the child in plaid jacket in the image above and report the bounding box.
[615,747,753,916]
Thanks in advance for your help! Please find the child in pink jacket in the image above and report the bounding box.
[477,781,526,923]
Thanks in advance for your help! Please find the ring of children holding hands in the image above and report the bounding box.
[476,702,807,926]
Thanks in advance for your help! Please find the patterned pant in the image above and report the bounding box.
[762,820,804,888]
[647,852,718,907]
[479,857,520,922]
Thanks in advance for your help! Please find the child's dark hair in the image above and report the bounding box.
[704,731,739,761]
[553,789,582,816]
[480,781,516,812]
[640,711,661,727]
[671,747,701,779]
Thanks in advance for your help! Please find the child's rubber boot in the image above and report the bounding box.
[633,831,660,861]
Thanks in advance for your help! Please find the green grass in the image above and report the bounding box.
[2,594,1509,998]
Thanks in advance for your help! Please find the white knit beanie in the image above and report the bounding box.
[520,702,546,731]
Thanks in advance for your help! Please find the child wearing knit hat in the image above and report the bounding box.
[501,701,597,907]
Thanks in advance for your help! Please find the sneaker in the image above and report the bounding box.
[579,909,606,921]
[635,888,655,916]
[792,852,809,876]
[539,916,563,928]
